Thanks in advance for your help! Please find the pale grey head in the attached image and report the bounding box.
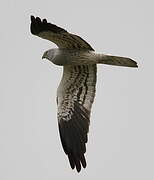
[42,48,72,66]
[42,48,57,61]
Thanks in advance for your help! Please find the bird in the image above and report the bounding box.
[30,16,138,172]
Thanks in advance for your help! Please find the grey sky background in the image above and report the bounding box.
[0,0,154,179]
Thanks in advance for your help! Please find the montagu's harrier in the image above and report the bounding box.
[30,16,138,172]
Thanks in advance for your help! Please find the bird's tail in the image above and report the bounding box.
[97,54,138,68]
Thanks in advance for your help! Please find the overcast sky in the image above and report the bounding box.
[0,0,154,179]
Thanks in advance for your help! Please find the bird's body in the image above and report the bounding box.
[43,48,137,67]
[42,48,96,66]
[30,16,138,172]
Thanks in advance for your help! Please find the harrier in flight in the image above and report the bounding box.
[30,16,138,172]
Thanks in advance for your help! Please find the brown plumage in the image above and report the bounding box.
[30,15,138,172]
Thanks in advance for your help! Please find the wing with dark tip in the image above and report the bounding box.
[30,16,94,50]
[57,64,97,172]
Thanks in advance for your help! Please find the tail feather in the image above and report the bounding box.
[98,55,138,68]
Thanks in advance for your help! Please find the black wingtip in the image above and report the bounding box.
[30,15,67,35]
[67,153,87,173]
[30,15,34,21]
[58,102,90,173]
[68,154,75,170]
[30,15,33,21]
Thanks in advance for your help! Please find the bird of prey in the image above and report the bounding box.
[30,16,138,172]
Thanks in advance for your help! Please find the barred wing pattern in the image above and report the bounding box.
[57,64,97,172]
[30,16,94,50]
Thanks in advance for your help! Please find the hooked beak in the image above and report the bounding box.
[42,52,47,59]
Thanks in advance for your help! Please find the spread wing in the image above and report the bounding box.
[30,16,94,50]
[57,65,97,172]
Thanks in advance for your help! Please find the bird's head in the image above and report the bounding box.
[42,48,68,66]
[42,48,65,66]
[42,49,56,61]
